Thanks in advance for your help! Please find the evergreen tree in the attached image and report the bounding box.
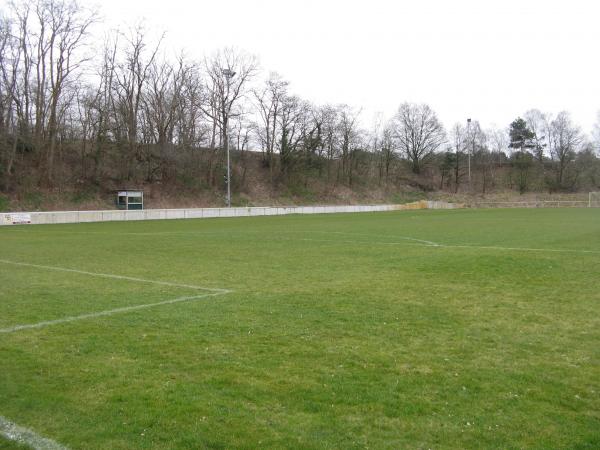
[508,118,537,152]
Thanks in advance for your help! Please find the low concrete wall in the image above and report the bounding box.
[469,200,589,208]
[0,201,462,226]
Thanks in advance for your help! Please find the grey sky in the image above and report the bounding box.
[87,0,600,134]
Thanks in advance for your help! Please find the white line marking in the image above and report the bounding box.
[0,292,227,334]
[0,259,229,293]
[274,231,598,254]
[5,229,596,255]
[291,237,429,247]
[0,415,67,450]
[436,243,600,254]
[0,259,233,333]
[316,231,440,246]
[269,235,600,255]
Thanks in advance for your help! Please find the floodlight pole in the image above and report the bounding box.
[222,69,236,208]
[226,127,231,208]
[467,118,472,190]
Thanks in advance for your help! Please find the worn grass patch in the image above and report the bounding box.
[0,208,599,449]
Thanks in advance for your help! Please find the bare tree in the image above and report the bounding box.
[3,1,600,205]
[449,123,467,192]
[253,72,287,182]
[372,114,395,186]
[169,61,208,182]
[201,48,258,187]
[487,125,509,156]
[548,111,583,189]
[465,119,493,192]
[380,126,395,185]
[25,0,97,184]
[524,109,550,161]
[112,25,163,180]
[336,105,362,185]
[89,33,119,183]
[391,103,445,174]
[231,114,251,188]
[319,105,339,183]
[592,111,600,156]
[277,94,307,177]
[142,55,191,180]
[0,15,20,190]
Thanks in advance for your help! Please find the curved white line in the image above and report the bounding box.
[0,415,67,450]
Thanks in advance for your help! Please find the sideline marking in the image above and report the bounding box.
[267,235,600,255]
[280,230,599,254]
[316,230,440,246]
[0,259,229,293]
[0,292,226,334]
[436,243,600,255]
[0,415,67,450]
[4,230,596,255]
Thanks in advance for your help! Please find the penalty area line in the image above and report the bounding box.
[0,259,229,293]
[0,291,229,334]
[0,415,68,450]
[0,258,233,334]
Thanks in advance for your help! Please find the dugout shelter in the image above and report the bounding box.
[116,190,144,210]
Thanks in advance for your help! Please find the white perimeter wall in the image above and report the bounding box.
[0,201,461,226]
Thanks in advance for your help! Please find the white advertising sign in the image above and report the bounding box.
[6,213,32,225]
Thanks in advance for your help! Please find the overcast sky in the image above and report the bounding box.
[84,0,599,134]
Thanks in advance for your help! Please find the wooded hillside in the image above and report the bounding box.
[1,0,599,211]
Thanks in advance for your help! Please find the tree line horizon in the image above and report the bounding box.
[1,0,599,201]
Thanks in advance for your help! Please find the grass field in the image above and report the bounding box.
[0,208,599,449]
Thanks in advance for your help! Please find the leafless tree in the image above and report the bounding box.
[524,109,551,161]
[2,0,600,203]
[371,114,395,185]
[89,34,119,183]
[201,48,258,186]
[318,105,339,182]
[170,61,208,182]
[16,0,97,183]
[487,125,509,155]
[112,25,163,180]
[391,103,445,174]
[548,111,583,188]
[379,126,395,185]
[592,111,600,156]
[253,72,287,181]
[277,94,308,177]
[449,123,467,192]
[142,55,191,180]
[336,104,362,185]
[0,15,20,189]
[230,114,251,187]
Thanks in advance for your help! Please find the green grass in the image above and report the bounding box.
[0,435,31,450]
[0,208,599,449]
